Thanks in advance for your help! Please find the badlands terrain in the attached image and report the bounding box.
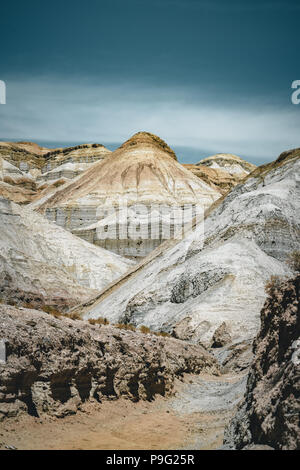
[0,133,299,450]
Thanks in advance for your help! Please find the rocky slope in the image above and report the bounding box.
[0,142,112,206]
[0,304,218,421]
[0,157,38,204]
[197,153,256,177]
[76,148,299,346]
[0,141,52,171]
[224,274,300,450]
[34,132,220,258]
[183,164,241,195]
[40,143,111,174]
[0,197,134,310]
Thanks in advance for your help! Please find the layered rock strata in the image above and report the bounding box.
[35,132,220,258]
[76,148,299,345]
[197,153,256,177]
[0,197,134,310]
[0,305,218,421]
[183,163,245,195]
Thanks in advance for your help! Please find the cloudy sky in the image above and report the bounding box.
[0,0,300,164]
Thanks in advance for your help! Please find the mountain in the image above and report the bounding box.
[35,132,221,259]
[0,197,134,310]
[197,153,256,177]
[183,163,242,195]
[75,148,300,346]
[39,143,111,182]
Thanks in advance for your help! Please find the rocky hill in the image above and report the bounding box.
[39,143,111,182]
[75,148,299,346]
[35,132,221,259]
[183,164,242,195]
[197,153,256,177]
[0,197,133,310]
[0,141,52,170]
[224,274,300,450]
[0,304,218,421]
[0,157,38,204]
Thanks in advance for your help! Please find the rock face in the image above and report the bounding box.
[224,274,300,450]
[0,197,134,310]
[0,305,218,421]
[35,132,220,259]
[197,153,256,177]
[77,148,299,346]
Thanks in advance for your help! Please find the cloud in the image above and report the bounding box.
[0,78,299,163]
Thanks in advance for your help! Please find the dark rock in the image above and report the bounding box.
[211,322,232,348]
[224,274,300,450]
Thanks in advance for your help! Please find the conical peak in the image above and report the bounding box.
[118,132,177,161]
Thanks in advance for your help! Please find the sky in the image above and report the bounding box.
[0,0,300,165]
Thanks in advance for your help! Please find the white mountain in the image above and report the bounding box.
[78,149,300,346]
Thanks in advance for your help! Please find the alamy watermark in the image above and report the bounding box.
[291,80,300,104]
[0,80,6,104]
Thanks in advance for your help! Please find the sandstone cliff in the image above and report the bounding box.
[0,304,218,421]
[224,274,300,450]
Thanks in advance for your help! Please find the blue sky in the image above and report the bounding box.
[0,0,300,164]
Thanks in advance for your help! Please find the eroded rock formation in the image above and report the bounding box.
[77,148,299,346]
[0,141,112,205]
[183,163,245,195]
[35,132,220,258]
[224,274,300,450]
[0,197,134,310]
[0,305,218,421]
[197,153,256,177]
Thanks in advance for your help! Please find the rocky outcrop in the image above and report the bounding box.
[197,153,256,177]
[0,158,38,205]
[0,305,218,421]
[0,141,51,171]
[37,144,111,190]
[0,142,112,205]
[0,197,134,310]
[40,143,111,173]
[224,275,300,450]
[77,148,299,345]
[34,132,220,259]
